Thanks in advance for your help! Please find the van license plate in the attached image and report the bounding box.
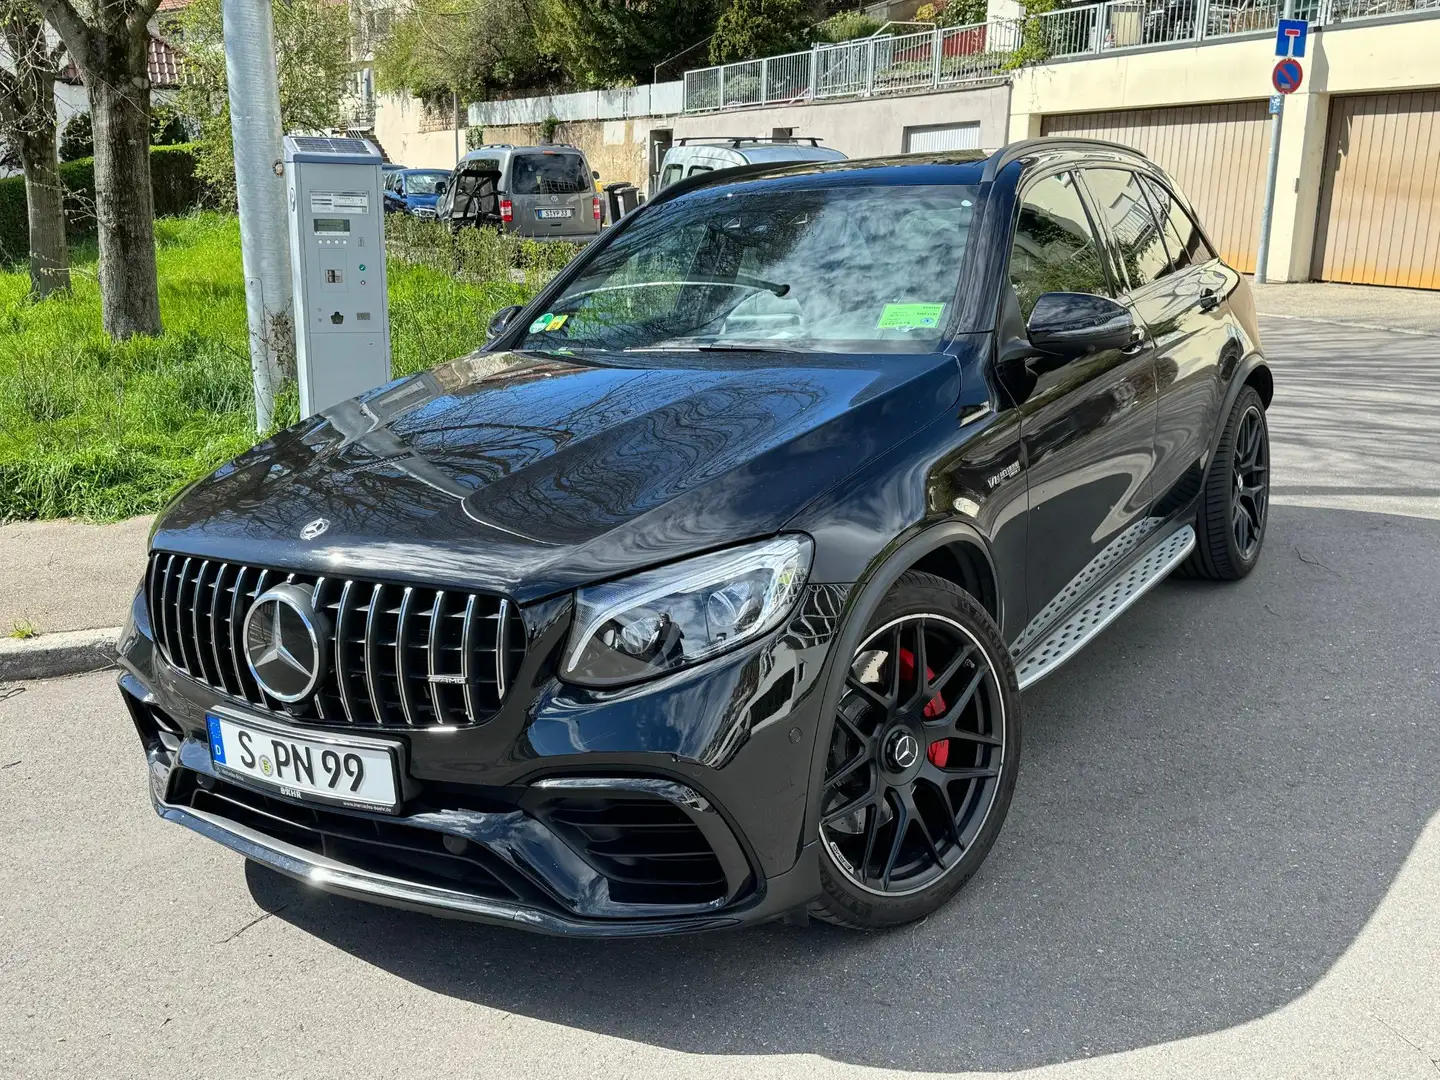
[206,712,401,813]
[536,208,573,219]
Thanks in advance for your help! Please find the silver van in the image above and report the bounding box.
[437,144,601,239]
[655,137,847,192]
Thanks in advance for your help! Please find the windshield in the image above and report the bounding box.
[510,153,591,195]
[517,183,976,354]
[406,171,450,192]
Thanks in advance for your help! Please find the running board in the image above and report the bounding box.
[1015,525,1196,690]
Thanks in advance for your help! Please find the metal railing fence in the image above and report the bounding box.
[682,0,1440,110]
[683,21,1018,113]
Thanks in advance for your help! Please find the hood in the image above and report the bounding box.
[152,349,961,601]
[405,192,439,208]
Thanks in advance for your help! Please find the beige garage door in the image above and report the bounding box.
[1312,91,1440,289]
[1042,102,1269,273]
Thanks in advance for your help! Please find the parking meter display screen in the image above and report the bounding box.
[313,217,350,234]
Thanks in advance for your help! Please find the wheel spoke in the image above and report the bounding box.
[844,674,890,714]
[886,625,903,704]
[931,665,988,734]
[903,786,944,867]
[824,749,871,791]
[880,790,909,890]
[925,642,975,699]
[859,801,881,885]
[834,706,872,747]
[909,618,928,707]
[923,769,964,848]
[822,783,878,827]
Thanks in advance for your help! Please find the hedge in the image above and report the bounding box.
[0,143,204,267]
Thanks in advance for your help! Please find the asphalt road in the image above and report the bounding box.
[3,316,1439,1080]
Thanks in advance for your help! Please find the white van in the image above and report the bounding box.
[655,137,847,192]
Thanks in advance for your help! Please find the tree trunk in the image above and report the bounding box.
[87,68,161,337]
[20,125,70,299]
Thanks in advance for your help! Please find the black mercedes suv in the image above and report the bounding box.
[119,139,1272,935]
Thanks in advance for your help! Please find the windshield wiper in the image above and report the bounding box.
[568,274,790,300]
[625,342,793,353]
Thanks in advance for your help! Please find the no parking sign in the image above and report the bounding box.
[1273,58,1304,95]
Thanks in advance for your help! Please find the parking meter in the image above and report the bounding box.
[283,136,392,418]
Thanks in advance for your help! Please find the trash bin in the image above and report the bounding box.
[603,182,641,226]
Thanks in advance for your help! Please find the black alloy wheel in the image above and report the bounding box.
[1186,384,1271,581]
[812,572,1021,929]
[1232,404,1269,561]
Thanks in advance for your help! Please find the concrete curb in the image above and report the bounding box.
[0,627,122,683]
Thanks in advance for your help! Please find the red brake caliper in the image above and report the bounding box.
[898,648,949,767]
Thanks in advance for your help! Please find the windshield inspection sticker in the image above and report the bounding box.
[876,302,945,331]
[529,313,568,333]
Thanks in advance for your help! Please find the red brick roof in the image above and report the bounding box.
[148,36,182,87]
[59,34,183,89]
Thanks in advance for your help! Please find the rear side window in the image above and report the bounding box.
[660,163,683,188]
[1140,174,1217,272]
[1084,169,1170,292]
[1009,171,1111,319]
[510,153,591,195]
[687,165,713,177]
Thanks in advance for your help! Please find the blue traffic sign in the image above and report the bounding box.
[1276,18,1308,58]
[1269,94,1283,114]
[1273,58,1303,94]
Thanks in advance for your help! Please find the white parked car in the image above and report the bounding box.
[655,137,847,192]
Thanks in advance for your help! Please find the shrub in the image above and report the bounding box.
[0,144,204,267]
[814,10,882,42]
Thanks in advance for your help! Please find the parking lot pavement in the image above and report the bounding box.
[3,316,1438,1080]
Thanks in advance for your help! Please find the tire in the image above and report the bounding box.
[1185,386,1270,581]
[809,571,1022,930]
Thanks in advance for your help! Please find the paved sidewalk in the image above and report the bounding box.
[1251,279,1440,334]
[0,516,151,636]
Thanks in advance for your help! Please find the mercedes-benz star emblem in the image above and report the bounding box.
[887,730,920,770]
[300,517,330,540]
[242,583,329,703]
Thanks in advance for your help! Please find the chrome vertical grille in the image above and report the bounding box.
[145,552,525,729]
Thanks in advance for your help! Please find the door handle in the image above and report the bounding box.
[1198,287,1221,312]
[1120,331,1148,356]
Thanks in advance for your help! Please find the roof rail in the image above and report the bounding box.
[675,136,823,148]
[981,137,1148,182]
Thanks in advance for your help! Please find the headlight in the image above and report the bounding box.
[561,535,814,688]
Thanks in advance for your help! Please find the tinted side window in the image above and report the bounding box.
[1084,169,1171,292]
[1009,171,1111,319]
[1140,174,1217,272]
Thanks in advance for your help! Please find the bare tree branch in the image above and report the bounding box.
[34,0,90,68]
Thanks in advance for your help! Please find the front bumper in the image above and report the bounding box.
[119,582,847,936]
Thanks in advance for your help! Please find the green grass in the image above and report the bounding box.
[8,617,38,639]
[0,212,571,522]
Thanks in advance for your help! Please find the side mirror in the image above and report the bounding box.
[488,304,523,339]
[592,169,600,180]
[1026,292,1136,355]
[435,180,447,193]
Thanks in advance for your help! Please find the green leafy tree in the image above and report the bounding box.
[536,0,720,87]
[709,0,817,64]
[176,0,351,203]
[711,0,823,63]
[373,0,553,102]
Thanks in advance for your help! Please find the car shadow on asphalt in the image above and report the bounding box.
[253,504,1440,1072]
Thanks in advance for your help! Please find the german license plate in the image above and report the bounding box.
[206,711,401,813]
[536,208,573,219]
